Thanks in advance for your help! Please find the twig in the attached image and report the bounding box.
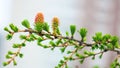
[6,35,30,65]
[61,48,79,68]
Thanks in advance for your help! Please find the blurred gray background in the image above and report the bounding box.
[0,0,120,68]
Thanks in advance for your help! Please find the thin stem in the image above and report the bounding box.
[73,50,107,61]
[7,46,22,64]
[9,29,120,54]
[61,48,79,68]
[11,29,93,47]
[73,49,120,61]
[6,35,30,65]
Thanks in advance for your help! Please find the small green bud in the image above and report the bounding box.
[34,23,43,32]
[21,19,30,28]
[43,22,49,32]
[45,34,52,39]
[99,54,103,59]
[43,45,49,48]
[21,43,26,47]
[8,51,13,55]
[102,34,111,42]
[58,63,62,67]
[13,60,17,66]
[70,25,76,36]
[69,57,73,61]
[12,44,20,48]
[9,23,18,32]
[84,50,89,55]
[37,42,43,46]
[6,54,11,59]
[49,41,56,47]
[80,59,84,64]
[84,50,95,56]
[30,34,37,39]
[111,36,119,45]
[4,27,10,32]
[56,39,62,45]
[60,47,66,53]
[67,51,72,54]
[20,35,27,40]
[19,53,23,58]
[79,28,87,39]
[6,34,13,40]
[93,32,102,42]
[79,46,84,49]
[66,31,69,36]
[3,62,8,66]
[76,53,85,59]
[60,60,64,63]
[63,56,68,60]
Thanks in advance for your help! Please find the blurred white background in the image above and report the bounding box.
[0,0,120,68]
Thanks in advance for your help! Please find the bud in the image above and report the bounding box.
[34,12,44,24]
[3,62,8,66]
[52,17,60,35]
[52,17,59,27]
